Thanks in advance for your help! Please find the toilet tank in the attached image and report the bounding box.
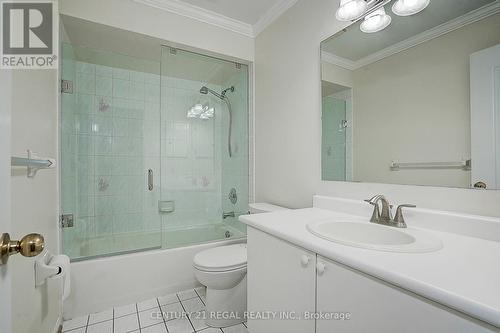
[248,203,289,214]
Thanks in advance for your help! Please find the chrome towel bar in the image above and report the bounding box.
[390,159,471,171]
[11,150,56,178]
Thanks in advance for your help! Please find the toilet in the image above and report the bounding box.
[193,203,288,328]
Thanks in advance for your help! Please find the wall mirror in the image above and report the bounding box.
[320,0,500,189]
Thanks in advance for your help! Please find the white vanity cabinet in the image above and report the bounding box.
[247,227,500,333]
[247,227,316,333]
[316,255,498,333]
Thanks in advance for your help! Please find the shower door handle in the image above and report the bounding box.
[148,169,154,191]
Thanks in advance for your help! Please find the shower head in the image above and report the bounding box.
[199,86,234,100]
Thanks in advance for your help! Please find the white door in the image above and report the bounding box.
[470,43,500,189]
[247,227,316,333]
[0,70,13,333]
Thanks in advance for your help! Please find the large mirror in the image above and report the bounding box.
[321,0,500,189]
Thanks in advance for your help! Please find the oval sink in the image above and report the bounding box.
[307,220,442,253]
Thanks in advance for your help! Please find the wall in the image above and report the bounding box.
[10,69,61,332]
[59,0,254,62]
[254,0,500,217]
[352,13,500,188]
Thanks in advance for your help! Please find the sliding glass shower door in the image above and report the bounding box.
[60,43,162,260]
[160,47,249,248]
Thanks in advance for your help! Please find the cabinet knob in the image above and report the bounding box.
[316,262,326,275]
[300,255,310,267]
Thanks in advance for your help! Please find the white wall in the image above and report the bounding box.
[59,0,254,62]
[254,0,500,217]
[352,14,500,188]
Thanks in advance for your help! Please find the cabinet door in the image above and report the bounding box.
[316,256,498,333]
[247,227,316,333]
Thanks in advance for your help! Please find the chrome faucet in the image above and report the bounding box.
[364,195,415,228]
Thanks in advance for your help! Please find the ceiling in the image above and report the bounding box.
[321,0,497,62]
[177,0,283,25]
[61,15,243,85]
[134,0,298,37]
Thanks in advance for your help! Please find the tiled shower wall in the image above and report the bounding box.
[160,77,224,230]
[61,43,250,258]
[61,43,162,257]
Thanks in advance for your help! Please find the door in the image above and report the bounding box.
[316,256,497,332]
[470,43,500,189]
[0,67,13,333]
[247,227,316,333]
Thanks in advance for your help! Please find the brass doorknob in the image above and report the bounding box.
[0,233,45,265]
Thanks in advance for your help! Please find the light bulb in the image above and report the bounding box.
[336,0,368,21]
[392,0,430,16]
[360,7,391,33]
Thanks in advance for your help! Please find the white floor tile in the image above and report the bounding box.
[137,298,159,312]
[158,293,178,306]
[63,315,89,331]
[161,302,184,321]
[198,328,221,333]
[114,313,139,333]
[89,308,113,325]
[177,289,198,301]
[181,297,207,331]
[165,317,193,333]
[87,320,113,333]
[194,286,206,297]
[138,307,164,328]
[63,328,86,333]
[182,297,204,312]
[114,303,137,318]
[221,324,248,333]
[141,322,168,333]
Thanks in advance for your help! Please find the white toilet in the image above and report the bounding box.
[193,203,288,328]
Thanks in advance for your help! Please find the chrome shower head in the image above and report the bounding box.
[199,86,234,99]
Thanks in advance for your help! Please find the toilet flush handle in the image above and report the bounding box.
[300,255,310,267]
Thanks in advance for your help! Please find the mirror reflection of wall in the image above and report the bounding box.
[320,0,500,189]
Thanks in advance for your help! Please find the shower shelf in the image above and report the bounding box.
[11,150,56,178]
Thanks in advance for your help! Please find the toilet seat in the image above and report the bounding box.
[193,243,247,272]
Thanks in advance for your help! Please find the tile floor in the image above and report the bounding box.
[62,287,248,333]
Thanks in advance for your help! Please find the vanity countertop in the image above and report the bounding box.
[240,206,500,329]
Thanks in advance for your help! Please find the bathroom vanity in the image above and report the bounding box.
[240,196,500,333]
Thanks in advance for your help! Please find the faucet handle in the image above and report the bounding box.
[393,204,416,227]
[364,195,380,205]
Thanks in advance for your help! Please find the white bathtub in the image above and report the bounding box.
[63,226,246,319]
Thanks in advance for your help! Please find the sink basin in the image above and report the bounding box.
[307,220,442,253]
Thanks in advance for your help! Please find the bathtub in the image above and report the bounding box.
[63,224,246,319]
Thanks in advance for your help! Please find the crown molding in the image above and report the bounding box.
[253,0,299,36]
[133,0,299,38]
[321,51,356,70]
[323,1,500,71]
[133,0,254,37]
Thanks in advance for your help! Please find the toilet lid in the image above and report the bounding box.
[194,243,247,272]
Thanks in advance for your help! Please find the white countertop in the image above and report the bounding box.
[240,207,500,329]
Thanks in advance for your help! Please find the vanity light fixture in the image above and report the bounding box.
[187,103,204,118]
[392,0,430,16]
[187,103,215,119]
[360,7,392,33]
[335,0,431,33]
[335,0,368,21]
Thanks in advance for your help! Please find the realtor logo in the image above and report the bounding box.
[1,1,57,69]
